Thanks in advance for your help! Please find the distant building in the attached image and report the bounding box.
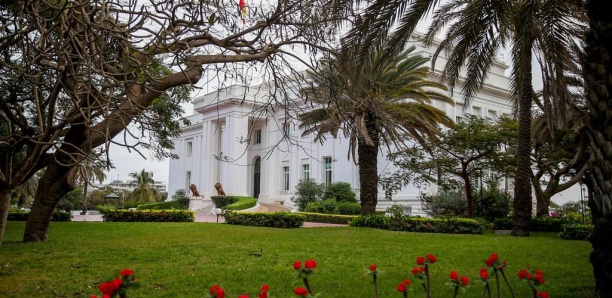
[168,40,516,215]
[97,180,167,192]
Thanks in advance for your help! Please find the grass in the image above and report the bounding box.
[0,222,594,298]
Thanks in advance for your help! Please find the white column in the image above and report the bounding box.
[223,114,249,196]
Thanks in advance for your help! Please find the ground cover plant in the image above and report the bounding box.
[0,222,594,297]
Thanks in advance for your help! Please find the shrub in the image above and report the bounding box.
[96,204,117,215]
[420,191,467,217]
[349,214,390,229]
[304,199,337,214]
[224,211,305,228]
[291,179,326,211]
[472,188,512,221]
[387,216,484,234]
[324,182,356,203]
[225,197,257,211]
[102,210,195,222]
[211,196,239,208]
[559,223,593,241]
[530,216,572,232]
[335,202,362,215]
[137,199,189,210]
[493,217,513,230]
[296,212,358,224]
[7,210,71,222]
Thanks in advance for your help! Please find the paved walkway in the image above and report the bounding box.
[71,203,348,228]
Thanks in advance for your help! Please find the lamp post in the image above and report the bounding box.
[214,208,222,223]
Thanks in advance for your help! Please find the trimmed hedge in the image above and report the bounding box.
[7,211,72,222]
[102,210,194,222]
[211,196,239,208]
[296,212,357,224]
[224,211,305,228]
[137,199,189,210]
[493,217,577,232]
[349,214,484,234]
[225,197,257,211]
[559,223,593,241]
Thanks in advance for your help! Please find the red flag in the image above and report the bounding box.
[239,0,246,24]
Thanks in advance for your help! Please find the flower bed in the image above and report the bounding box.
[102,210,195,222]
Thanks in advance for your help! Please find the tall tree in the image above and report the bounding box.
[341,0,585,236]
[299,45,454,214]
[384,115,518,217]
[74,153,107,214]
[0,0,353,244]
[582,0,612,295]
[127,169,156,204]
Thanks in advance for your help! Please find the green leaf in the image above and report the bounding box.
[208,13,216,26]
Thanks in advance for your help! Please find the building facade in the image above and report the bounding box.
[168,42,515,215]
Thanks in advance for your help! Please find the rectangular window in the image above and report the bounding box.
[472,106,482,117]
[488,110,498,119]
[324,156,333,186]
[283,122,291,137]
[186,141,193,156]
[255,129,262,144]
[302,164,310,180]
[283,166,290,191]
[186,171,192,192]
[455,116,463,123]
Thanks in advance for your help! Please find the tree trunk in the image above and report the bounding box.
[80,182,88,215]
[535,192,551,217]
[512,41,533,237]
[0,189,11,245]
[462,174,474,218]
[583,0,612,295]
[358,139,379,215]
[23,162,74,242]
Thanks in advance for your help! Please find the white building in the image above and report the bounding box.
[168,41,515,215]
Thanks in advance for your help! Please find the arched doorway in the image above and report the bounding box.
[253,157,261,198]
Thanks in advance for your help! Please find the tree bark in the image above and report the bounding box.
[462,174,474,218]
[80,182,88,215]
[535,192,551,217]
[583,0,612,295]
[23,162,74,242]
[358,139,379,215]
[512,39,533,237]
[0,189,11,245]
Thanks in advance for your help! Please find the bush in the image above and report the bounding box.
[96,204,117,215]
[7,211,71,222]
[531,216,576,232]
[296,212,358,224]
[324,182,357,203]
[304,199,337,214]
[387,216,484,234]
[493,217,513,230]
[225,197,257,211]
[472,188,512,221]
[224,211,305,228]
[559,223,593,241]
[349,214,390,229]
[102,210,195,222]
[137,199,189,210]
[335,202,362,215]
[211,196,239,208]
[420,191,467,217]
[291,179,326,211]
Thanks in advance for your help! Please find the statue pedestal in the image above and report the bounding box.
[189,196,213,211]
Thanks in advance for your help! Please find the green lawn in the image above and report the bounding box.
[0,222,594,298]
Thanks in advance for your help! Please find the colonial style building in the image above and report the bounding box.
[168,41,515,215]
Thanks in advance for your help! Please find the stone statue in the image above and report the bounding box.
[214,182,226,196]
[189,184,200,197]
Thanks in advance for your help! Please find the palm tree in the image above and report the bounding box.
[127,169,157,204]
[341,0,585,235]
[299,45,454,214]
[74,156,107,215]
[11,171,42,208]
[582,0,612,294]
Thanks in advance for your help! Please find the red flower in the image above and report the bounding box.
[426,253,437,263]
[238,295,249,298]
[305,259,317,270]
[450,271,459,281]
[120,269,135,280]
[258,292,268,298]
[419,266,427,273]
[112,278,123,289]
[411,267,419,275]
[397,282,406,293]
[404,279,411,286]
[490,253,498,262]
[210,285,225,298]
[261,284,270,292]
[485,257,495,267]
[416,256,425,265]
[294,287,309,297]
[369,264,377,272]
[518,269,527,279]
[293,261,302,270]
[479,268,489,280]
[98,281,118,296]
[536,292,549,298]
[460,276,469,286]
